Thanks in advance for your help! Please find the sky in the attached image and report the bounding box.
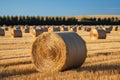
[0,0,120,16]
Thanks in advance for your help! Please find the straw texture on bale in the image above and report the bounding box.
[0,28,5,36]
[31,29,43,37]
[31,32,87,72]
[10,29,22,38]
[90,29,106,40]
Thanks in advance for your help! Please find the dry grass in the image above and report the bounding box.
[0,29,120,80]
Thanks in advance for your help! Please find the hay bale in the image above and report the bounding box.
[31,32,87,72]
[48,27,60,32]
[112,26,118,31]
[102,27,111,33]
[117,26,120,31]
[22,26,30,33]
[10,29,22,38]
[2,25,8,31]
[60,27,68,32]
[0,28,5,36]
[14,25,21,30]
[90,29,106,40]
[69,27,77,32]
[81,26,86,31]
[76,26,81,31]
[31,29,43,37]
[23,28,30,33]
[85,27,91,32]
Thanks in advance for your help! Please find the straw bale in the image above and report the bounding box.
[10,29,22,38]
[31,32,87,72]
[0,28,5,36]
[31,29,43,37]
[90,28,106,40]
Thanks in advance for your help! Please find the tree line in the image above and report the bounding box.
[0,16,120,26]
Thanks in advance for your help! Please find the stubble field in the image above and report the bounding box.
[0,30,120,80]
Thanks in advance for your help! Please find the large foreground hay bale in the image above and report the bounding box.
[10,29,22,38]
[90,29,106,40]
[0,28,5,36]
[31,32,87,72]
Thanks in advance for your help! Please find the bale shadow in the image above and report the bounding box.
[77,63,120,73]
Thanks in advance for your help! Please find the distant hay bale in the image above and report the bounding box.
[0,28,5,36]
[2,25,8,31]
[102,27,111,33]
[22,27,30,33]
[23,28,30,33]
[31,32,87,72]
[76,26,81,31]
[69,27,77,32]
[117,26,120,31]
[85,27,91,32]
[67,26,71,31]
[31,29,43,37]
[48,27,60,32]
[81,26,86,31]
[90,29,106,40]
[40,26,48,32]
[10,29,22,38]
[14,25,21,30]
[60,27,68,32]
[90,26,96,29]
[35,26,41,29]
[112,26,118,31]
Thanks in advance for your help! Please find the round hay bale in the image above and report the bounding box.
[48,27,60,32]
[69,27,77,32]
[76,26,81,31]
[60,27,68,32]
[41,27,48,32]
[90,29,106,40]
[14,25,21,30]
[85,27,91,32]
[31,32,87,72]
[31,29,43,37]
[2,25,8,31]
[10,29,22,38]
[22,26,30,33]
[23,28,30,33]
[102,27,111,33]
[115,26,120,31]
[81,26,86,31]
[112,26,118,31]
[0,28,5,36]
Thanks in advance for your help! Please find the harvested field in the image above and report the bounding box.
[0,29,120,80]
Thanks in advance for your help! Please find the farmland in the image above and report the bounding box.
[0,27,120,80]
